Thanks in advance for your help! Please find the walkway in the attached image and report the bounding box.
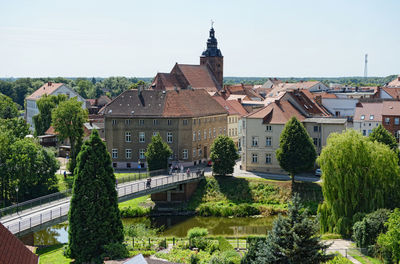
[1,172,203,236]
[327,239,362,264]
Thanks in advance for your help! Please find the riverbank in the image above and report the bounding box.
[119,176,323,218]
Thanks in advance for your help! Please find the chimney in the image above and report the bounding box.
[48,81,52,86]
[315,95,322,105]
[398,76,400,81]
[238,98,242,104]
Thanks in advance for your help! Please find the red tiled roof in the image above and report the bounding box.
[26,83,64,100]
[354,102,383,122]
[382,87,400,99]
[246,100,305,124]
[153,73,181,90]
[227,100,249,116]
[164,89,227,117]
[45,126,57,135]
[383,101,400,116]
[297,90,332,116]
[387,75,400,88]
[176,64,219,92]
[0,223,38,264]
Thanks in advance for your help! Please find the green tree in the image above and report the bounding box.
[369,124,398,151]
[33,94,67,136]
[124,223,157,248]
[0,118,30,139]
[276,117,317,187]
[210,135,239,176]
[145,133,172,171]
[318,130,400,236]
[377,209,400,263]
[67,130,124,263]
[75,79,93,99]
[0,93,18,119]
[52,98,88,173]
[247,195,332,264]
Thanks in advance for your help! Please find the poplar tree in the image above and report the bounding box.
[318,130,400,236]
[369,124,398,151]
[276,117,317,187]
[67,130,124,263]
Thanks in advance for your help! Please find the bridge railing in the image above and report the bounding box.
[4,170,204,235]
[0,169,167,219]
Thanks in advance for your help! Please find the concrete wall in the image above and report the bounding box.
[151,181,199,202]
[321,98,358,117]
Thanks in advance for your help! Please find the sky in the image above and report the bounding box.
[0,0,399,78]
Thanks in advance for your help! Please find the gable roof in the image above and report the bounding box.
[226,100,249,116]
[212,96,248,116]
[175,64,220,92]
[387,75,400,88]
[104,89,227,118]
[0,223,38,264]
[354,102,383,122]
[383,101,400,116]
[26,82,65,101]
[245,100,305,124]
[381,87,400,99]
[267,81,326,98]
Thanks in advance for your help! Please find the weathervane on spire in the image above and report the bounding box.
[211,19,214,28]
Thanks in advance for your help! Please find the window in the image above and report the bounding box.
[219,128,222,135]
[153,119,159,126]
[266,137,272,146]
[183,119,188,125]
[125,132,131,142]
[125,119,131,126]
[126,163,131,168]
[112,149,118,159]
[112,119,117,125]
[193,119,196,125]
[126,149,132,159]
[183,149,188,159]
[243,120,246,128]
[224,128,226,135]
[385,117,390,125]
[167,132,173,143]
[153,131,158,137]
[265,154,272,164]
[265,125,272,132]
[363,130,366,136]
[167,119,172,126]
[335,111,341,117]
[193,149,196,158]
[193,131,196,141]
[198,130,201,141]
[204,130,207,140]
[213,128,216,138]
[235,128,238,136]
[113,162,117,168]
[396,131,400,140]
[369,123,371,127]
[369,115,374,120]
[139,119,144,126]
[198,149,202,157]
[252,153,258,163]
[139,149,145,159]
[209,128,212,138]
[229,129,231,136]
[139,132,145,143]
[395,118,400,125]
[361,115,365,120]
[252,136,259,147]
[368,129,372,135]
[313,126,320,132]
[198,119,201,125]
[313,138,318,146]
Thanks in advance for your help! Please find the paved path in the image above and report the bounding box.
[326,239,362,264]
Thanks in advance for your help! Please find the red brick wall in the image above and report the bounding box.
[382,115,400,140]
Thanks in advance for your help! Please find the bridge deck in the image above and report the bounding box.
[1,172,203,236]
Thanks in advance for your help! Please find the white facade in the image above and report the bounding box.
[26,84,85,131]
[353,121,381,136]
[321,98,358,118]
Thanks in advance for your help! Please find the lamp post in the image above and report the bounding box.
[15,186,19,214]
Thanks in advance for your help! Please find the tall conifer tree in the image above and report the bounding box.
[67,130,124,263]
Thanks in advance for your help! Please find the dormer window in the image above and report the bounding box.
[361,115,365,120]
[369,115,374,120]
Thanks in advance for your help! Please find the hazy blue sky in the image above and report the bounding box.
[0,0,399,77]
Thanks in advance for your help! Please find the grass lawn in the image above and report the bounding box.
[37,244,72,264]
[348,248,382,264]
[119,195,152,209]
[56,174,74,192]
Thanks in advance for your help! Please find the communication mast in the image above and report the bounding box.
[364,54,368,80]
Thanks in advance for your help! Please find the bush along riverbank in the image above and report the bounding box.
[119,176,323,218]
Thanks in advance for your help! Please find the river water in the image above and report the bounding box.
[21,216,276,246]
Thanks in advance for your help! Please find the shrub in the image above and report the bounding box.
[353,208,391,256]
[326,255,353,264]
[120,206,150,217]
[217,237,233,252]
[206,240,219,254]
[187,227,208,239]
[190,253,200,264]
[158,239,167,249]
[190,237,209,250]
[101,243,129,260]
[241,237,267,263]
[220,250,241,264]
[130,250,155,257]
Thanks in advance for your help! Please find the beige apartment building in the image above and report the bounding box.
[103,89,227,169]
[240,100,346,174]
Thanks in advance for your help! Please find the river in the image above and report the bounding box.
[21,216,276,246]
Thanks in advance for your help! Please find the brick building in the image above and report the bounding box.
[103,89,228,169]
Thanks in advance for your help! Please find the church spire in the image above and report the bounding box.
[201,25,222,57]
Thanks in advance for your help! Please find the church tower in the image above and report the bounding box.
[200,26,223,89]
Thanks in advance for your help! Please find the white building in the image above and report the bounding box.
[353,102,382,136]
[25,82,85,130]
[321,98,359,119]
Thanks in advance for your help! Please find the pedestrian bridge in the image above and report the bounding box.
[0,172,204,236]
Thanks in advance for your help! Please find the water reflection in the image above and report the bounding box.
[24,216,276,245]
